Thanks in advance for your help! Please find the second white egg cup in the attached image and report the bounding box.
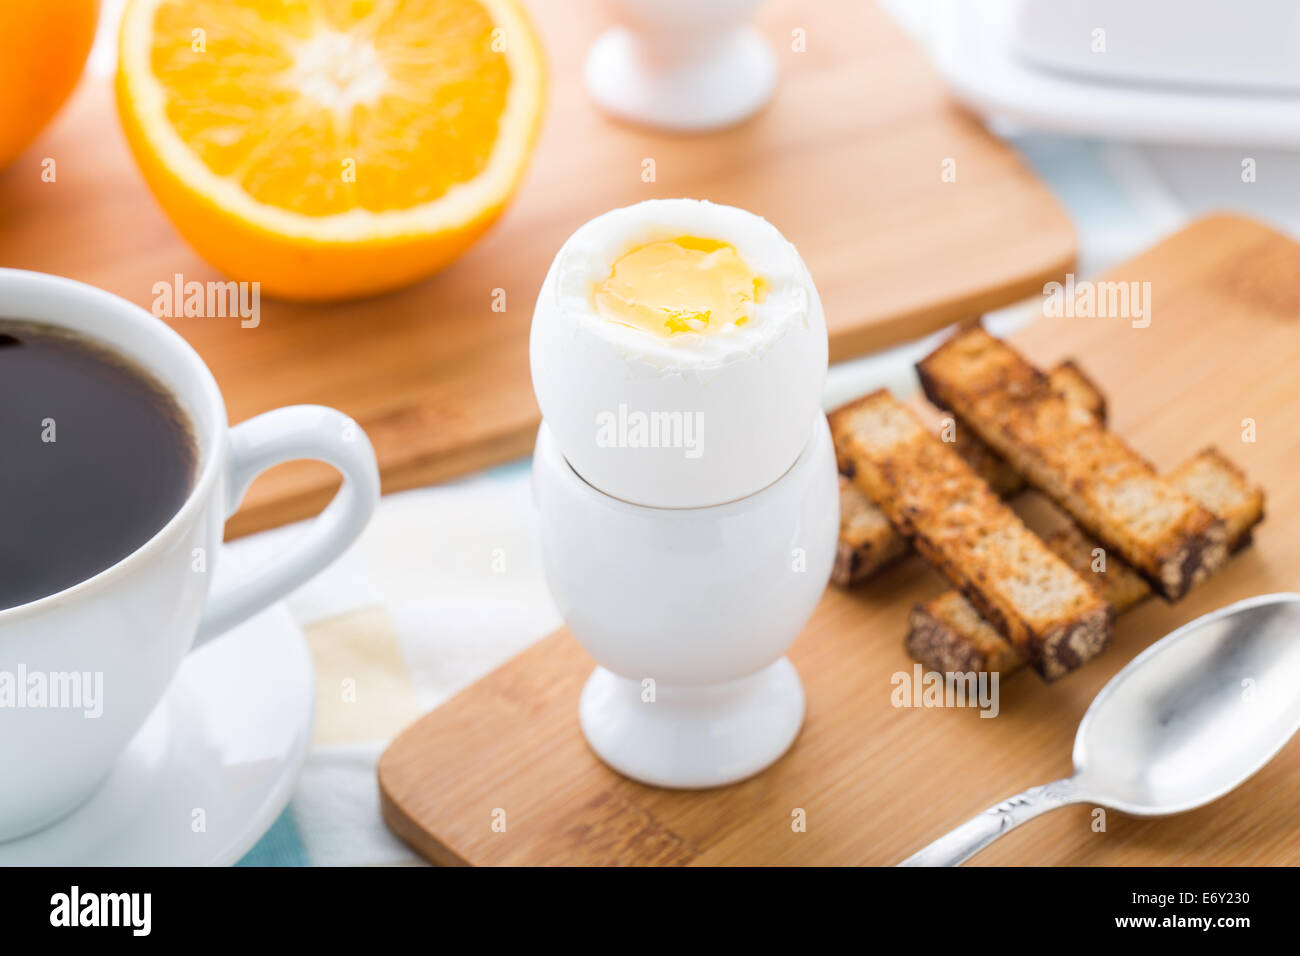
[532,413,838,788]
[585,0,777,132]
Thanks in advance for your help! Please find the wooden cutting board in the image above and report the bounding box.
[378,215,1300,865]
[0,0,1072,538]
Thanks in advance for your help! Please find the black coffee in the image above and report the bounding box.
[0,320,197,610]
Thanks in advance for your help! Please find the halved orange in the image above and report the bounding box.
[117,0,545,301]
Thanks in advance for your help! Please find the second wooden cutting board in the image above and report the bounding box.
[0,0,1072,537]
[377,215,1300,866]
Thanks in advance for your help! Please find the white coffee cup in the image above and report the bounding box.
[0,269,380,841]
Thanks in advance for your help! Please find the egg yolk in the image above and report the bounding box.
[592,236,766,336]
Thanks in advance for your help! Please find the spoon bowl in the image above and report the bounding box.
[902,593,1300,866]
[1075,593,1300,815]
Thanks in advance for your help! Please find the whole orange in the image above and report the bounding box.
[0,1,98,170]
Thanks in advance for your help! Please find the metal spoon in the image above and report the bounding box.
[900,593,1300,866]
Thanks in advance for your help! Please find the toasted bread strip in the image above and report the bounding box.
[1046,524,1153,610]
[832,360,1107,586]
[1047,358,1108,425]
[907,447,1265,676]
[906,591,1026,676]
[917,324,1227,599]
[1167,448,1266,551]
[831,390,1113,679]
[834,474,910,585]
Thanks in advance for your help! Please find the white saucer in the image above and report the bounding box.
[0,600,313,866]
[930,0,1300,148]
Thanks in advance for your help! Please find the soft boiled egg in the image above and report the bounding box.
[529,199,828,508]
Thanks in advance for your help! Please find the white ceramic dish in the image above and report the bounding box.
[0,597,313,866]
[931,0,1300,148]
[1015,0,1300,94]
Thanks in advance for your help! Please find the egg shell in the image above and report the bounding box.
[529,199,828,508]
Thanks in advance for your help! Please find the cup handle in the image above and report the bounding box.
[193,405,380,648]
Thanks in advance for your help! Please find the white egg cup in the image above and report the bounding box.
[532,413,838,788]
[585,0,777,132]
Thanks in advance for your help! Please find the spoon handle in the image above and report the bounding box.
[898,777,1087,867]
